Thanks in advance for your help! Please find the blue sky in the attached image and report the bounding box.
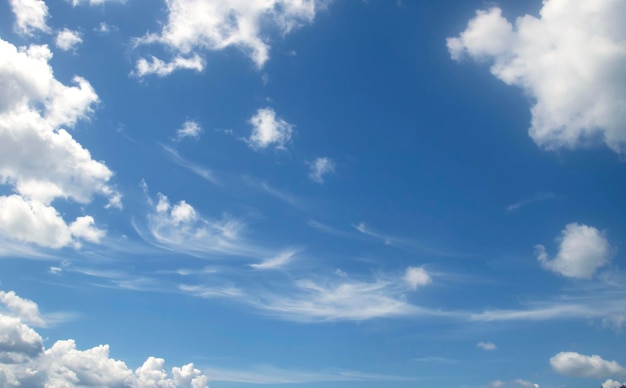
[1,0,625,387]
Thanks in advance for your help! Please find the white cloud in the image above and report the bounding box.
[55,28,83,51]
[308,157,335,183]
[247,272,441,322]
[0,196,105,248]
[247,108,293,150]
[477,341,497,351]
[489,379,539,388]
[0,291,44,327]
[9,0,50,36]
[142,192,275,259]
[550,352,625,378]
[134,0,327,75]
[176,120,203,141]
[251,249,298,270]
[506,192,556,212]
[403,267,431,290]
[0,38,118,248]
[536,223,611,279]
[448,1,626,153]
[0,290,209,387]
[603,379,625,388]
[134,55,204,77]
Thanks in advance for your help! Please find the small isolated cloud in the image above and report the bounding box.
[550,352,625,378]
[55,28,82,51]
[133,0,326,76]
[0,290,209,387]
[175,120,202,141]
[9,0,50,36]
[251,249,298,270]
[133,55,204,77]
[403,267,431,290]
[477,341,497,351]
[308,157,335,184]
[448,1,626,154]
[489,379,539,388]
[535,223,611,279]
[247,108,293,150]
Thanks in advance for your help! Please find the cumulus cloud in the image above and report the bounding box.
[134,0,327,75]
[477,341,497,351]
[603,379,626,388]
[0,38,118,248]
[535,223,611,279]
[247,108,293,150]
[550,352,625,378]
[0,290,209,387]
[403,267,431,290]
[55,28,83,51]
[176,120,203,141]
[448,1,626,153]
[489,379,539,388]
[308,157,335,184]
[9,0,50,36]
[0,291,44,327]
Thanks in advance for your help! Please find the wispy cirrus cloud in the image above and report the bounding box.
[506,192,556,212]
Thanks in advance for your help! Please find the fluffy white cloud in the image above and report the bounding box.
[0,196,104,248]
[308,157,335,184]
[55,28,83,51]
[247,108,293,150]
[477,341,497,351]
[448,1,626,153]
[489,379,539,388]
[403,267,431,290]
[0,290,209,387]
[535,223,611,279]
[603,379,625,388]
[134,55,204,77]
[176,120,203,141]
[134,0,327,75]
[9,0,49,36]
[0,291,44,327]
[0,38,118,248]
[550,352,625,378]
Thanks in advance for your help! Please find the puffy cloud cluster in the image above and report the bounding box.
[55,28,83,51]
[550,351,625,378]
[176,120,203,141]
[134,0,328,76]
[9,0,50,36]
[0,38,118,249]
[603,380,626,388]
[535,223,611,279]
[0,290,209,387]
[448,0,626,153]
[247,107,293,150]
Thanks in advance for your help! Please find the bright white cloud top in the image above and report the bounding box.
[448,0,626,153]
[535,223,611,279]
[9,0,49,36]
[134,0,328,75]
[55,28,82,51]
[247,107,293,150]
[550,352,626,378]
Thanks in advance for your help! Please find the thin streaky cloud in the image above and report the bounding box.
[506,192,557,212]
[308,219,361,240]
[161,144,219,185]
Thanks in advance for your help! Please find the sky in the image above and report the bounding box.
[0,0,625,387]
